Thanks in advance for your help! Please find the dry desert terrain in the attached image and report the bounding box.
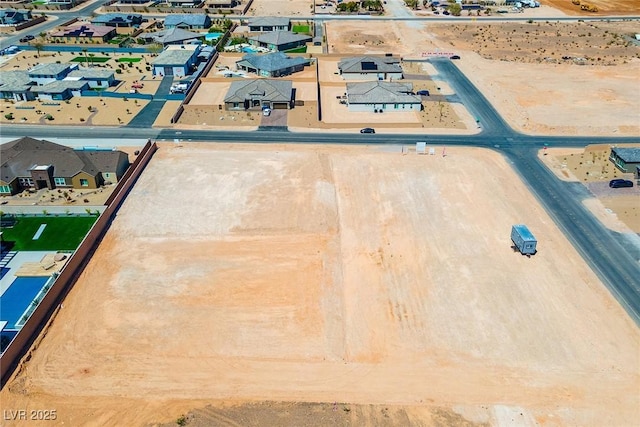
[2,143,638,426]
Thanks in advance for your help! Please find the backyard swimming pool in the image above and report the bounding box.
[205,32,223,41]
[0,276,50,329]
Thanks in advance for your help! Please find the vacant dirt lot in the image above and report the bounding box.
[246,0,312,16]
[2,143,638,426]
[325,20,640,136]
[542,0,640,15]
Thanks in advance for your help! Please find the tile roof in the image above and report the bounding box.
[141,27,202,44]
[247,17,290,27]
[338,56,402,74]
[151,45,200,65]
[67,68,115,80]
[236,52,309,73]
[28,63,74,77]
[0,137,127,183]
[92,13,142,24]
[0,70,34,92]
[224,79,292,103]
[50,23,115,38]
[249,31,311,46]
[164,14,210,27]
[346,81,421,105]
[31,80,88,94]
[612,147,640,163]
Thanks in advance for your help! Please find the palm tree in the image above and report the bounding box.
[82,48,89,66]
[32,41,44,58]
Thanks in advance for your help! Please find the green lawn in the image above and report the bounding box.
[285,46,307,53]
[70,56,111,64]
[292,25,310,33]
[117,57,142,63]
[0,215,98,251]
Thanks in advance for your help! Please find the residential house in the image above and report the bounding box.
[609,147,640,177]
[248,31,311,52]
[0,9,32,25]
[235,52,310,77]
[0,137,130,196]
[345,81,422,112]
[224,79,293,110]
[205,0,237,9]
[338,56,403,81]
[65,68,117,89]
[31,80,89,101]
[28,63,78,86]
[151,45,200,77]
[247,17,290,32]
[164,0,204,7]
[139,27,202,46]
[49,23,117,43]
[164,14,211,30]
[46,0,79,9]
[0,71,37,102]
[91,13,143,28]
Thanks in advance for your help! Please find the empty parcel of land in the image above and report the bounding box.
[1,144,638,426]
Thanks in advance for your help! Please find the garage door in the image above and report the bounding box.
[272,102,288,109]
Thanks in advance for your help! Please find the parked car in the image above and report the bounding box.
[417,90,430,96]
[609,179,634,188]
[360,128,375,134]
[450,55,461,60]
[262,108,271,117]
[19,35,34,42]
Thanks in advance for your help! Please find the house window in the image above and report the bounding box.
[80,179,89,187]
[54,177,66,186]
[19,178,33,187]
[0,185,10,193]
[96,81,102,86]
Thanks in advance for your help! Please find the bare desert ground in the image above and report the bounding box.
[326,20,640,136]
[542,0,640,15]
[246,0,313,16]
[2,143,638,426]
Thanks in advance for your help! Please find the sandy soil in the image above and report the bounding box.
[246,0,313,16]
[324,20,640,136]
[2,143,638,427]
[542,0,640,15]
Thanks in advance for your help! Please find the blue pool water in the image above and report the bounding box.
[205,32,223,41]
[241,46,259,53]
[0,276,49,329]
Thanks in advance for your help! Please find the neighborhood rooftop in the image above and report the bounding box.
[164,14,210,27]
[338,56,402,74]
[236,52,309,73]
[346,81,420,104]
[611,147,640,162]
[151,45,199,65]
[0,71,33,92]
[224,79,292,103]
[67,68,115,79]
[29,63,74,76]
[250,31,311,45]
[247,17,290,27]
[31,80,87,94]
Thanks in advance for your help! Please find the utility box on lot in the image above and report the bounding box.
[511,224,537,255]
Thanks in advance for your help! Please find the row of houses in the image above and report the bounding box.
[0,137,130,196]
[0,44,205,99]
[0,64,117,102]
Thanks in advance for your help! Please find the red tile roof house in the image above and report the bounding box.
[0,137,130,196]
[49,23,117,43]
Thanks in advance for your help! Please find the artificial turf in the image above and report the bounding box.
[70,56,111,64]
[117,57,142,63]
[0,215,98,251]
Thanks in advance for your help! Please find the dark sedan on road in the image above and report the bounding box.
[360,128,375,134]
[19,35,35,42]
[609,179,634,188]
